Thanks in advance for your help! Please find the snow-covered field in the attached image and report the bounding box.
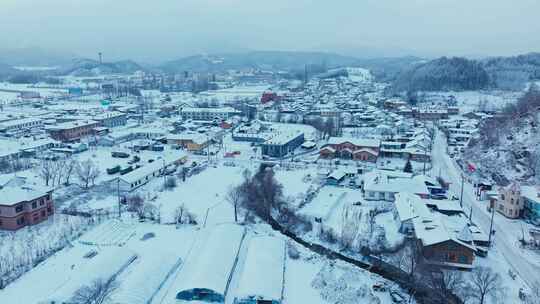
[148,165,246,225]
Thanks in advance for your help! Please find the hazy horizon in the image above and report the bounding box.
[2,0,540,63]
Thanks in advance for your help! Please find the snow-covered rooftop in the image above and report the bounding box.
[235,236,285,302]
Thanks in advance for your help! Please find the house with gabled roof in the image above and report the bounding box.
[320,137,380,162]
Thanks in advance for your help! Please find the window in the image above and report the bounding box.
[501,194,505,200]
[32,202,37,209]
[40,199,44,206]
[16,217,25,225]
[41,210,46,217]
[15,205,23,213]
[459,255,468,264]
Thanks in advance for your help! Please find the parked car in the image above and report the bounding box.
[430,194,448,200]
[112,151,130,158]
[106,165,121,175]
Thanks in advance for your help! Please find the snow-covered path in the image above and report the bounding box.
[431,130,540,290]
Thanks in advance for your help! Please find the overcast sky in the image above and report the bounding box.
[2,0,539,62]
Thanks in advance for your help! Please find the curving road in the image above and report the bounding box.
[431,130,540,290]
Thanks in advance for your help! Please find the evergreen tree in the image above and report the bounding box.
[404,159,413,173]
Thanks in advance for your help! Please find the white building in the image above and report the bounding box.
[363,170,429,202]
[180,107,241,121]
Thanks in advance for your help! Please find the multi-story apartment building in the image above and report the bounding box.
[0,186,54,230]
[495,182,524,219]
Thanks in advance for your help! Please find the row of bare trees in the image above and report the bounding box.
[37,158,100,189]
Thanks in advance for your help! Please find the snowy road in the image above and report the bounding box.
[431,131,540,290]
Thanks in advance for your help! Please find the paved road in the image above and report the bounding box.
[431,130,540,290]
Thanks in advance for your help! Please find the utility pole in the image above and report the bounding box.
[488,205,495,247]
[162,159,166,188]
[469,205,473,222]
[117,177,121,218]
[459,174,464,208]
[207,135,211,163]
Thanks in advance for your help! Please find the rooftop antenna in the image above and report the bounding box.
[98,52,103,64]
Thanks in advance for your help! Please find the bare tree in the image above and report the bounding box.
[64,159,78,185]
[237,165,284,222]
[173,204,196,225]
[173,204,186,225]
[423,268,467,304]
[37,159,56,186]
[225,185,242,223]
[71,277,119,304]
[52,159,65,187]
[469,266,502,304]
[126,194,145,219]
[324,117,336,137]
[76,160,100,189]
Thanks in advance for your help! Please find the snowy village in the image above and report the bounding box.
[1,2,540,304]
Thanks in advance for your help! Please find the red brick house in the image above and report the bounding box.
[0,187,54,230]
[320,137,380,162]
[46,120,100,142]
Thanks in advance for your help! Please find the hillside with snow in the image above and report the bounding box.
[464,86,540,184]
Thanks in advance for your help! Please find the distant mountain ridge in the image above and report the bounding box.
[56,58,144,76]
[160,51,361,73]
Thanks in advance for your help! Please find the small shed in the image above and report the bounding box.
[326,170,346,186]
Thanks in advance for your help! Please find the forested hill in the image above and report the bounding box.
[392,57,490,92]
[392,53,540,92]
